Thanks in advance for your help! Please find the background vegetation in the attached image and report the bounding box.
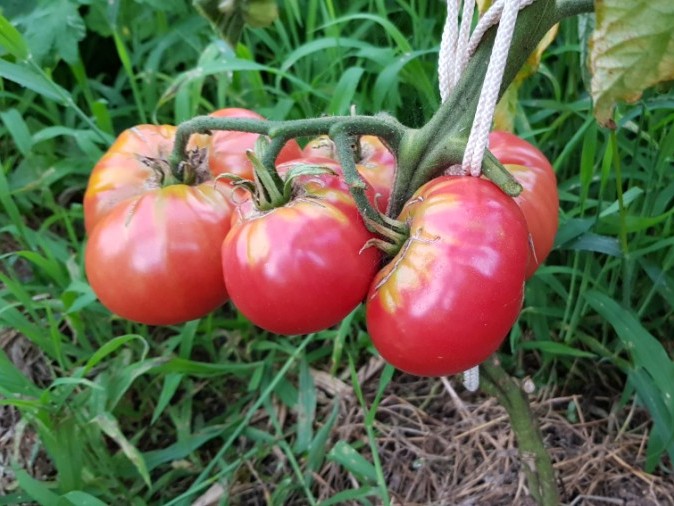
[0,0,672,504]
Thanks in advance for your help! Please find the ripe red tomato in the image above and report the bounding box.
[208,108,303,179]
[85,182,234,325]
[366,176,529,377]
[83,124,234,325]
[222,170,380,335]
[302,135,395,212]
[488,131,558,278]
[83,124,208,234]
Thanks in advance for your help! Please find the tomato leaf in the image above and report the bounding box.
[589,0,674,127]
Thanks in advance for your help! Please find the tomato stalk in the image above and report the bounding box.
[330,128,386,226]
[480,357,560,505]
[169,114,406,180]
[388,0,595,216]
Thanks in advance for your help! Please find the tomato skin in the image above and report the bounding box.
[366,176,529,377]
[208,108,302,179]
[85,182,233,325]
[302,135,395,212]
[83,124,206,235]
[488,131,558,278]
[222,173,380,335]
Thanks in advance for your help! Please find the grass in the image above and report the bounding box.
[1,0,673,504]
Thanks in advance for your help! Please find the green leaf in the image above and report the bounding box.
[589,0,674,127]
[327,66,365,115]
[93,412,152,487]
[13,468,61,506]
[520,341,597,359]
[294,360,316,454]
[36,414,84,492]
[584,290,674,415]
[82,335,148,375]
[564,233,622,257]
[142,424,227,472]
[319,486,379,506]
[61,491,108,506]
[17,0,86,65]
[327,441,378,484]
[305,400,339,476]
[0,14,28,60]
[0,59,68,103]
[628,369,674,472]
[151,373,183,425]
[0,348,41,398]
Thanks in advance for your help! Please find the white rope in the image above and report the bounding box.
[437,0,535,391]
[438,0,460,102]
[463,366,480,392]
[468,0,535,56]
[455,0,476,84]
[462,0,521,177]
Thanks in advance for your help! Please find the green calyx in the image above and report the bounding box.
[222,137,338,211]
[363,212,410,258]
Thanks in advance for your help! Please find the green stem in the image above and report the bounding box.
[480,357,560,506]
[610,131,629,255]
[330,127,385,228]
[169,114,407,179]
[169,115,273,177]
[247,151,286,209]
[389,0,595,216]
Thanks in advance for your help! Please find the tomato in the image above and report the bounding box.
[222,170,380,335]
[366,176,529,377]
[83,125,207,234]
[208,108,303,179]
[85,182,234,325]
[488,131,558,278]
[84,125,234,325]
[303,135,395,212]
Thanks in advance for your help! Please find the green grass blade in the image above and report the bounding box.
[0,348,41,397]
[327,441,378,484]
[0,14,29,59]
[13,468,61,506]
[93,412,151,487]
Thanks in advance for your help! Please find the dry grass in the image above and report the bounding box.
[222,357,674,506]
[1,338,673,505]
[0,329,53,495]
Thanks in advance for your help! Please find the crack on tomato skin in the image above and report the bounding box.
[401,195,425,212]
[123,196,144,228]
[289,195,328,209]
[527,232,538,265]
[370,227,439,296]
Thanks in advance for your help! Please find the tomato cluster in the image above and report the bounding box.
[83,110,557,376]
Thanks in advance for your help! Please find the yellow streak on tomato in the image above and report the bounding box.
[374,233,440,315]
[372,181,466,315]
